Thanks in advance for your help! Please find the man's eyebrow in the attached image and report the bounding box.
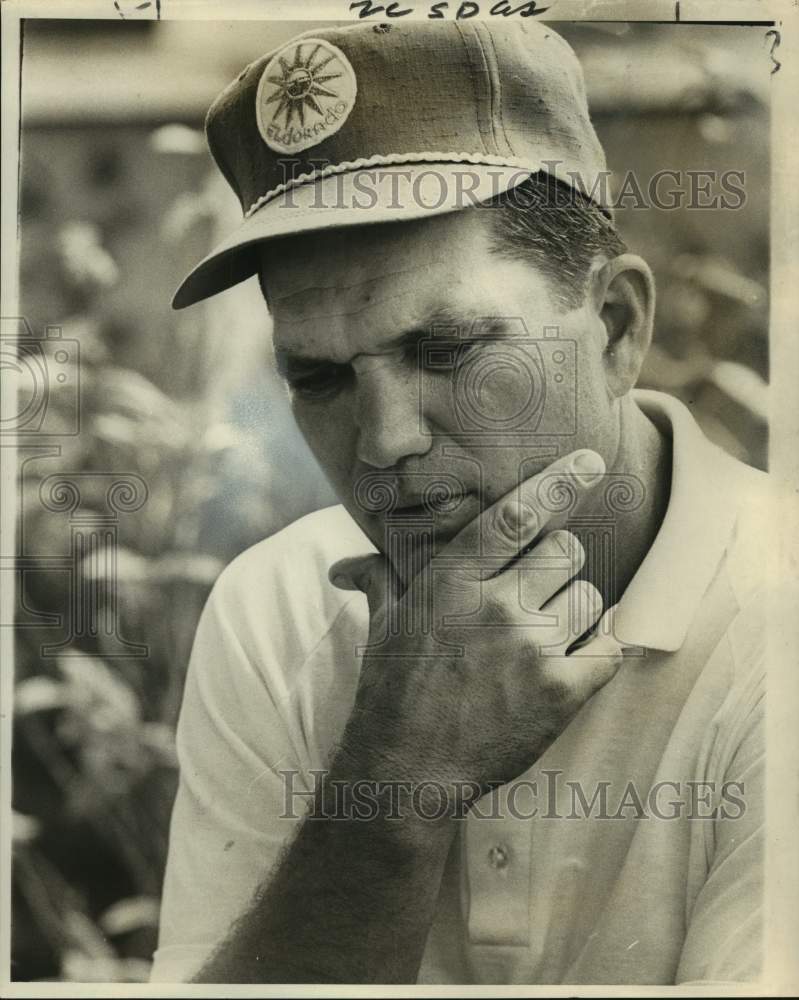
[274,345,325,375]
[274,310,513,371]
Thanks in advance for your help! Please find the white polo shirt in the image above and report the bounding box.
[152,390,768,984]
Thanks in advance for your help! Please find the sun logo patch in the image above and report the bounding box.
[256,38,357,154]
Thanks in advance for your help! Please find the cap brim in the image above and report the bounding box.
[172,163,534,309]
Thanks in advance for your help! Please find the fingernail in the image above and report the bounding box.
[571,450,605,485]
[330,574,355,591]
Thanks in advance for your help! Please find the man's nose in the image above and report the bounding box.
[353,362,431,469]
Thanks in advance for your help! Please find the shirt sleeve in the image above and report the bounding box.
[676,619,765,984]
[150,565,317,982]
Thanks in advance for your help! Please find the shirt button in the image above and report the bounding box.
[487,844,510,870]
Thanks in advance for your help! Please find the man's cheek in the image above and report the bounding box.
[293,399,337,452]
[447,353,553,438]
[294,405,356,493]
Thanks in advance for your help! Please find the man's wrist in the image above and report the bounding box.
[320,742,459,858]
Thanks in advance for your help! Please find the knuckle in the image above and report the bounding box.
[583,660,615,695]
[520,630,544,658]
[540,602,569,640]
[481,590,511,624]
[540,669,573,706]
[534,630,572,665]
[573,579,603,616]
[566,662,612,708]
[494,497,538,544]
[440,561,467,588]
[547,530,585,571]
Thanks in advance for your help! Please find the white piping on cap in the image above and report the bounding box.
[243,151,542,219]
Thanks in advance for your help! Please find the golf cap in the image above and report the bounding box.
[172,20,608,310]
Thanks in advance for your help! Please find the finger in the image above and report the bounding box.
[549,632,624,707]
[537,578,604,653]
[329,554,401,615]
[438,449,605,583]
[497,529,585,613]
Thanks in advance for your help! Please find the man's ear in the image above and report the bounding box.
[589,254,655,398]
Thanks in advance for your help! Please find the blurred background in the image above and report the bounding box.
[10,17,770,982]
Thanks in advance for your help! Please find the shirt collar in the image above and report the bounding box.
[605,389,742,653]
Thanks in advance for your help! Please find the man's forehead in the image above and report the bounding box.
[269,260,442,325]
[262,210,492,315]
[261,209,561,362]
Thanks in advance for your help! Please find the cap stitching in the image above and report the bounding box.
[243,151,538,219]
[471,23,506,158]
[453,22,493,157]
[483,27,516,158]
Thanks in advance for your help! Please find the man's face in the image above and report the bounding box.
[262,208,621,569]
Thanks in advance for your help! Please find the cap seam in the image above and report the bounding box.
[482,25,516,158]
[453,22,494,158]
[472,22,514,159]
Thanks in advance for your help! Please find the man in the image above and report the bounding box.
[152,20,767,985]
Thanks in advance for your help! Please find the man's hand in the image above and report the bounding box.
[197,449,623,984]
[330,448,623,814]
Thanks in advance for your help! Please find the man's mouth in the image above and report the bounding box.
[390,502,429,517]
[352,473,478,542]
[383,492,478,545]
[390,491,470,516]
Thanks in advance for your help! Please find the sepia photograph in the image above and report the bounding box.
[1,0,797,994]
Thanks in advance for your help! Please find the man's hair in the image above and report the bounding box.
[486,172,628,310]
[258,172,627,313]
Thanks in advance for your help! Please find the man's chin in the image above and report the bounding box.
[351,493,480,579]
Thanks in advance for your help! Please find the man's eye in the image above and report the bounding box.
[286,365,352,401]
